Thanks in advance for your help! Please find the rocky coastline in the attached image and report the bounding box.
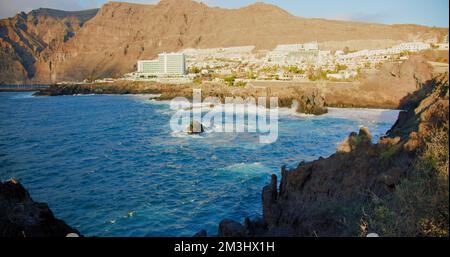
[32,55,435,116]
[212,73,449,237]
[2,74,447,237]
[1,56,445,237]
[0,179,81,237]
[33,81,331,115]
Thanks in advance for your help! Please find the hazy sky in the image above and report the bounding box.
[0,0,448,27]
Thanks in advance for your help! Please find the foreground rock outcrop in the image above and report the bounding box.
[0,179,81,237]
[217,73,449,237]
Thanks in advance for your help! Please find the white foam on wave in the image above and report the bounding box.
[170,125,216,138]
[9,92,37,99]
[147,99,317,119]
[145,98,400,126]
[147,99,172,105]
[131,94,161,101]
[218,162,271,174]
[324,107,400,124]
[73,93,96,96]
[277,107,316,118]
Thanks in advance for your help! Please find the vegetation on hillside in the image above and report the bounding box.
[363,75,449,237]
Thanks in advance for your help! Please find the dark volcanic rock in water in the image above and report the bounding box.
[0,179,81,237]
[187,120,205,134]
[295,91,328,115]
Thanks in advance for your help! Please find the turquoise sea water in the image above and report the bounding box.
[0,92,399,236]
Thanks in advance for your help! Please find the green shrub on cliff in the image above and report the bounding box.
[367,124,449,237]
[224,75,236,86]
[380,145,398,163]
[234,81,247,88]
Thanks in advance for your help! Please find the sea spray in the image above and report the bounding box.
[169,89,279,143]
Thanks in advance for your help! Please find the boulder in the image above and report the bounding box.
[337,127,372,153]
[187,120,205,134]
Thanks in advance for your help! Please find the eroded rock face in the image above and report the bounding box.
[215,74,448,237]
[337,127,372,153]
[0,179,81,237]
[295,91,328,115]
[0,8,98,84]
[218,219,247,237]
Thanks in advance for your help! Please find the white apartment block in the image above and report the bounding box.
[336,42,431,67]
[268,42,322,65]
[389,42,431,53]
[182,46,255,61]
[437,43,449,50]
[272,42,319,52]
[137,53,186,76]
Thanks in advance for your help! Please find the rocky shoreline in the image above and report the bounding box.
[212,73,449,237]
[0,179,81,237]
[32,55,435,116]
[1,74,447,237]
[1,56,445,237]
[33,81,331,115]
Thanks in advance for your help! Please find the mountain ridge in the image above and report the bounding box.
[0,0,448,84]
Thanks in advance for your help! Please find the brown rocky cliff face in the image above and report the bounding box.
[217,74,448,237]
[2,0,447,84]
[0,8,98,84]
[324,55,435,109]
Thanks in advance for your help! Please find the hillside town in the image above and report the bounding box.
[113,35,449,85]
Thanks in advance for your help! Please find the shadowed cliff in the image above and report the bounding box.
[215,73,448,237]
[0,179,81,237]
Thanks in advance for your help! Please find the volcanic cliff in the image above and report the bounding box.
[0,0,448,84]
[216,73,449,237]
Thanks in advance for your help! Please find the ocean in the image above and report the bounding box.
[0,92,399,236]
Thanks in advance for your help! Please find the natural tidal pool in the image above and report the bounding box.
[0,92,399,236]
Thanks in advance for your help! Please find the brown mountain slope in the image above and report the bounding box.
[0,8,98,84]
[1,0,448,84]
[34,0,448,83]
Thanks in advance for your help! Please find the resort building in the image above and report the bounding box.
[267,42,321,66]
[137,52,186,77]
[437,35,449,50]
[389,42,431,53]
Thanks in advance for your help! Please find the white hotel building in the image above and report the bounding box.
[137,52,186,77]
[388,42,431,53]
